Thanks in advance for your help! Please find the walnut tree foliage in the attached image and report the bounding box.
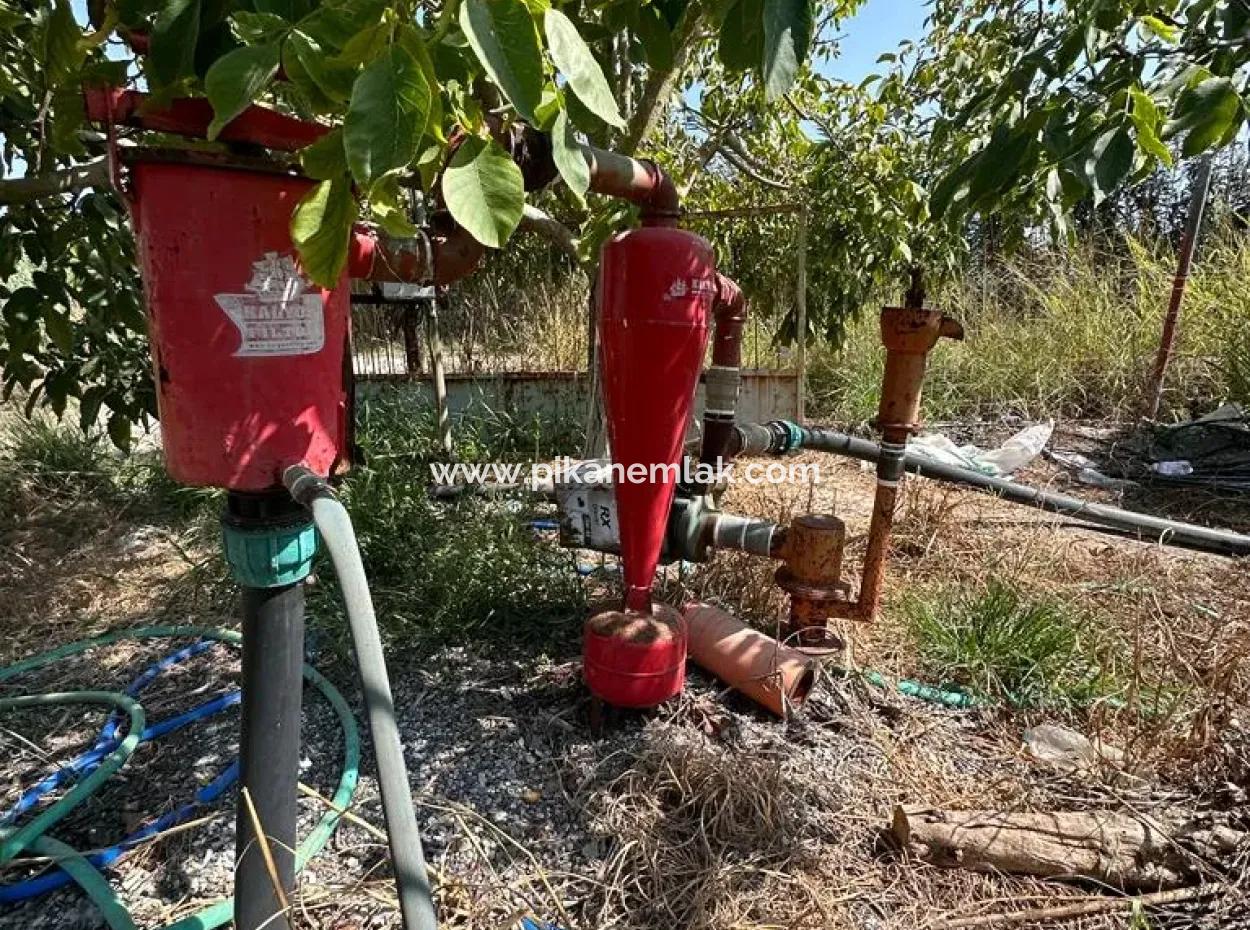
[1,0,1248,440]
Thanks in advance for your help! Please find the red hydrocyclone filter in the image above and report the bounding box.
[127,155,350,491]
[597,226,715,614]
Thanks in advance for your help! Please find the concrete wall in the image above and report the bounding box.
[356,369,800,426]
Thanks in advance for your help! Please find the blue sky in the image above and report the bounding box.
[822,0,931,83]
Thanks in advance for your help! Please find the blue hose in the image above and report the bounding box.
[0,640,242,903]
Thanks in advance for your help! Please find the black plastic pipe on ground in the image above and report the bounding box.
[802,426,1250,558]
[235,580,305,930]
[735,423,1250,559]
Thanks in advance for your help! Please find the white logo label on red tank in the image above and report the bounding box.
[664,275,717,301]
[215,252,325,357]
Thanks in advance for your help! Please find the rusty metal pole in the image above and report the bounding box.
[1144,157,1213,421]
[796,206,808,422]
[858,303,963,621]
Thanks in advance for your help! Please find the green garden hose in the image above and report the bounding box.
[0,692,144,864]
[0,626,361,930]
[28,836,137,930]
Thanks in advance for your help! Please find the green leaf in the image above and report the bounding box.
[551,107,589,198]
[396,24,445,142]
[441,135,525,249]
[45,309,73,353]
[967,127,1031,206]
[635,4,674,71]
[460,0,544,122]
[254,0,310,19]
[545,9,624,128]
[149,0,201,87]
[205,43,281,139]
[1087,125,1134,194]
[44,0,84,86]
[368,173,418,238]
[300,127,348,180]
[1130,87,1172,166]
[344,44,430,187]
[1139,14,1178,42]
[762,0,812,101]
[718,0,762,72]
[291,176,359,287]
[286,29,357,103]
[1164,77,1244,157]
[107,411,131,452]
[230,10,289,45]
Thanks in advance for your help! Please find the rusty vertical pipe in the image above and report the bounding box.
[858,305,963,621]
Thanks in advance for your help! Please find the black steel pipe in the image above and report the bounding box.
[235,580,305,930]
[803,426,1250,558]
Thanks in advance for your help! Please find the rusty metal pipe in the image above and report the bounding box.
[348,223,485,287]
[775,514,852,646]
[580,145,680,222]
[859,306,964,621]
[683,603,818,716]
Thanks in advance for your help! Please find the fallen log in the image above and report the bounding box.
[891,806,1245,890]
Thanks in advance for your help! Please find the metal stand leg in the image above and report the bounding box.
[223,490,318,930]
[235,581,304,930]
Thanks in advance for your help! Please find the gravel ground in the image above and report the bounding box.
[1,437,1247,929]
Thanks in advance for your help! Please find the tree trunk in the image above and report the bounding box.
[891,807,1245,890]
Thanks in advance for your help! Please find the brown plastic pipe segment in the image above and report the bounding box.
[683,602,818,716]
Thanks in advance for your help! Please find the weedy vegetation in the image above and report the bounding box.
[904,579,1118,709]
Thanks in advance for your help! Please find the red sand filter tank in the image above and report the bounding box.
[583,226,716,709]
[126,154,350,491]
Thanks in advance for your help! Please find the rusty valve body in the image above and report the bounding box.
[859,306,964,621]
[775,514,853,648]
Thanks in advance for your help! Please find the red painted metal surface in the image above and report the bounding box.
[84,87,329,152]
[128,157,350,490]
[583,607,687,708]
[597,227,715,612]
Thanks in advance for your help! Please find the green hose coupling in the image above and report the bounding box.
[222,490,317,588]
[223,519,317,588]
[767,419,806,454]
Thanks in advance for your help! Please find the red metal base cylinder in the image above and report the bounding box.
[583,605,687,709]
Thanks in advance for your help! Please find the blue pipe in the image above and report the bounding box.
[3,641,224,824]
[0,641,243,903]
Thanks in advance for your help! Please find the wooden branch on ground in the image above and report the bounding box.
[892,806,1245,890]
[0,157,109,205]
[932,883,1228,929]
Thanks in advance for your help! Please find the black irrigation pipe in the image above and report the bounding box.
[796,426,1250,559]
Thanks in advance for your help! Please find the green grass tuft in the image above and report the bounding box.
[312,392,588,652]
[904,579,1116,707]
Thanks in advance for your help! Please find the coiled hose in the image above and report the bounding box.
[0,627,360,930]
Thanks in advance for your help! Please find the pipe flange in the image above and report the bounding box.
[774,566,852,604]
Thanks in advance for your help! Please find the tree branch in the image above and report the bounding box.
[0,157,109,205]
[621,8,707,154]
[519,204,581,264]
